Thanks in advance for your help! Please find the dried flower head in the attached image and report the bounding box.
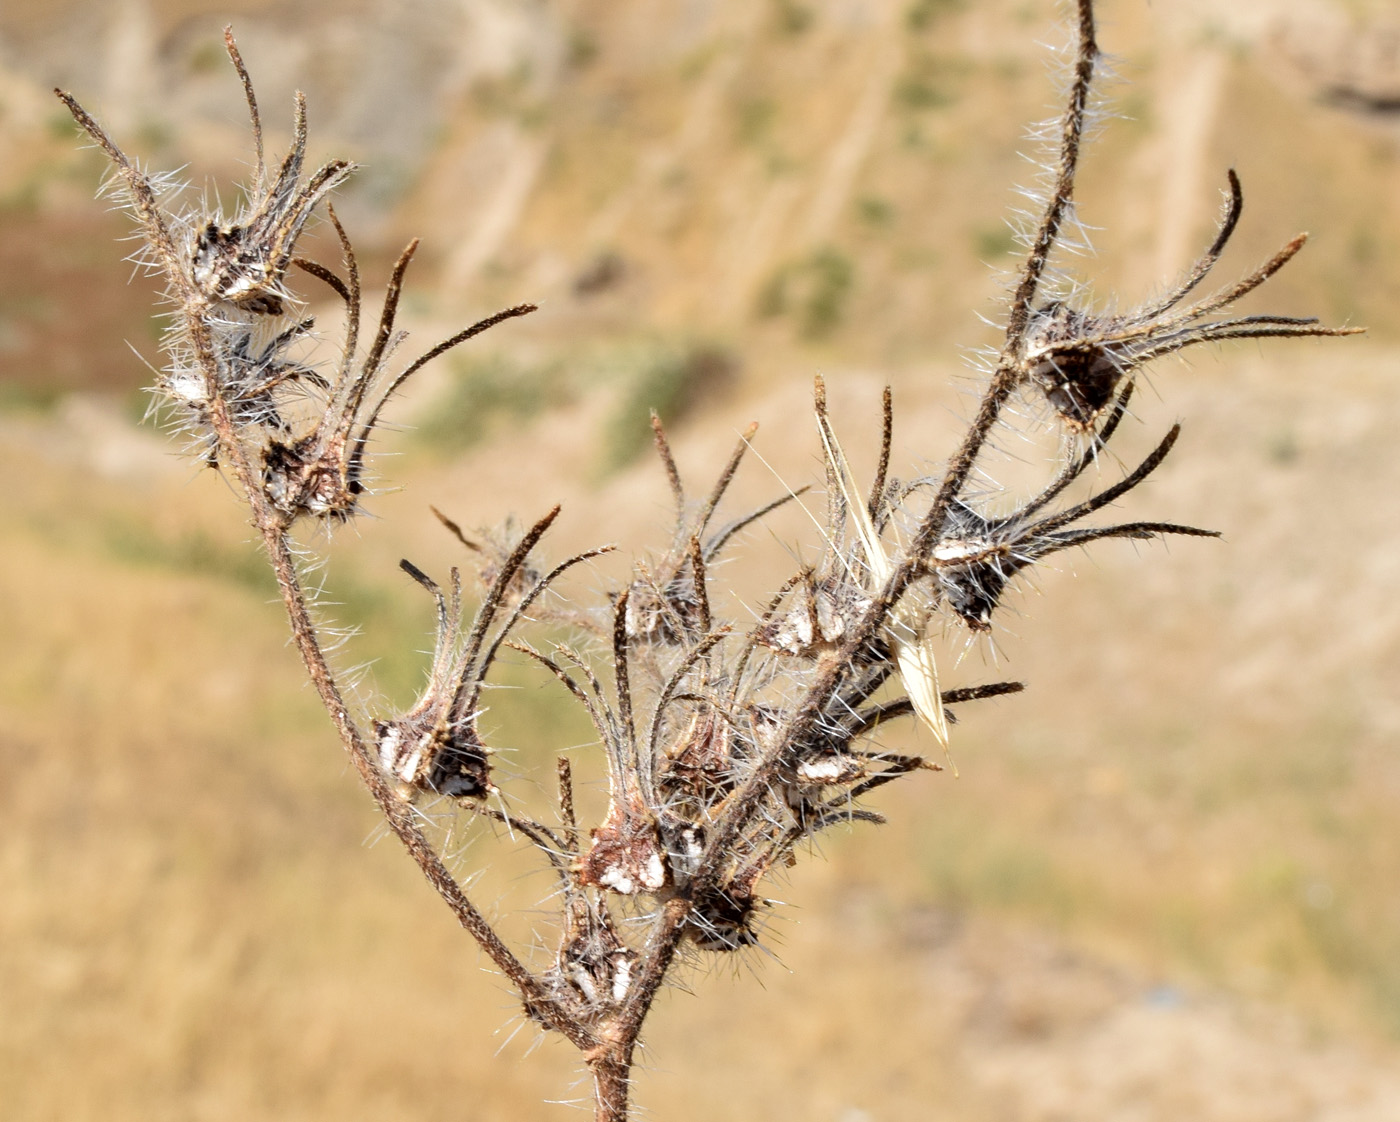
[1021,170,1361,429]
[928,394,1218,631]
[374,509,610,801]
[619,416,804,644]
[263,231,537,522]
[189,32,353,316]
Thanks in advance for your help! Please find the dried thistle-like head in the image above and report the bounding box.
[189,31,353,315]
[925,388,1217,632]
[58,34,534,498]
[372,561,495,801]
[1021,171,1362,430]
[619,415,803,645]
[262,231,537,522]
[373,509,608,801]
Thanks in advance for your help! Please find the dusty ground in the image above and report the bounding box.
[4,333,1399,1120]
[3,0,1400,1118]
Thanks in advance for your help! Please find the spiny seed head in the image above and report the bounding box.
[657,814,707,883]
[556,908,637,1012]
[929,539,1023,632]
[686,882,766,952]
[192,221,294,314]
[373,716,493,802]
[659,706,736,805]
[1023,303,1128,428]
[756,573,872,659]
[579,803,669,895]
[263,434,365,522]
[620,569,704,644]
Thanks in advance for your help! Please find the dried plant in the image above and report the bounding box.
[57,4,1359,1119]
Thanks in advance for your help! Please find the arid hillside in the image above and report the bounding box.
[3,1,1400,1120]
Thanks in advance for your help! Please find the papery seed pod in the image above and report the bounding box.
[373,714,494,802]
[657,813,706,883]
[556,903,638,1011]
[578,800,669,895]
[791,751,867,791]
[755,571,872,659]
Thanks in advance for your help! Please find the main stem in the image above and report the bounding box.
[589,1048,633,1122]
[187,313,597,1052]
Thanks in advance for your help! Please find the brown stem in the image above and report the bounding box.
[615,897,691,1044]
[182,307,596,1052]
[591,896,693,1121]
[589,1046,634,1122]
[1004,0,1097,342]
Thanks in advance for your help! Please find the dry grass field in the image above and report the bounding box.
[3,1,1400,1118]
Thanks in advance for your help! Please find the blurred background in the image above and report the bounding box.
[4,0,1400,1118]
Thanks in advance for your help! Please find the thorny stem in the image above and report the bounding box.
[604,899,692,1099]
[589,1047,635,1122]
[922,0,1097,539]
[1006,0,1097,342]
[184,307,599,1048]
[266,521,593,1047]
[691,0,1100,896]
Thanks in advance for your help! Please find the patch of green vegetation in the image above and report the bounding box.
[488,648,607,771]
[905,0,963,32]
[901,122,929,150]
[472,63,548,128]
[598,342,737,476]
[414,354,569,455]
[1,175,43,214]
[771,0,814,36]
[101,520,274,594]
[1350,227,1379,266]
[678,41,725,83]
[895,52,964,112]
[896,74,954,112]
[757,247,855,339]
[973,222,1016,260]
[46,109,79,141]
[735,96,778,147]
[319,569,435,707]
[993,56,1027,82]
[135,117,175,154]
[567,26,599,70]
[123,387,154,428]
[1118,90,1153,131]
[0,379,63,414]
[918,827,1085,927]
[856,195,896,229]
[186,37,228,74]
